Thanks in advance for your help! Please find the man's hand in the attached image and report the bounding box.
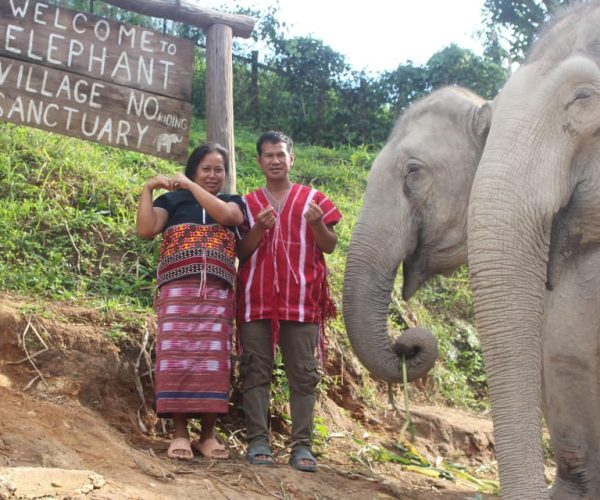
[304,201,337,253]
[304,201,323,224]
[256,206,277,230]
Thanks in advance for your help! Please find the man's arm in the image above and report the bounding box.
[237,206,276,261]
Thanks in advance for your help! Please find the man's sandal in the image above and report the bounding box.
[247,444,275,466]
[288,447,317,472]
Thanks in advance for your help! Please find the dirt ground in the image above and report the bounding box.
[0,292,500,499]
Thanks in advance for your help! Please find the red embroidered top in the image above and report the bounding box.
[158,223,237,288]
[153,190,245,289]
[237,184,342,326]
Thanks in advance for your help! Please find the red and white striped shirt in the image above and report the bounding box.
[237,184,342,326]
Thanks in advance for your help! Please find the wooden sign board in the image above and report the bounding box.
[0,1,195,162]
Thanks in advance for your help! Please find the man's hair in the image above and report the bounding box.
[256,130,293,156]
[185,142,229,180]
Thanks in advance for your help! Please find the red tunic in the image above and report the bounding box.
[237,184,342,330]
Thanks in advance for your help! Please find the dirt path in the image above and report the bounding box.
[0,293,498,499]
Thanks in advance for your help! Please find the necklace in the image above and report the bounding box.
[263,186,291,213]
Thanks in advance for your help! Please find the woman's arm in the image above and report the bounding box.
[136,175,170,239]
[171,172,244,226]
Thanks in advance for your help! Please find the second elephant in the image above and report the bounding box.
[345,2,600,495]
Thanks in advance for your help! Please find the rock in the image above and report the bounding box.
[0,467,105,498]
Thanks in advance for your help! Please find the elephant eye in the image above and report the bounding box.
[403,160,428,195]
[405,160,423,176]
[569,87,593,105]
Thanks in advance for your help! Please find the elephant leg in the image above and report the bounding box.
[543,248,600,499]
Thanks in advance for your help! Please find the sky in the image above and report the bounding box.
[202,0,487,74]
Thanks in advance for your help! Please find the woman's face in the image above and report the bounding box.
[194,151,226,195]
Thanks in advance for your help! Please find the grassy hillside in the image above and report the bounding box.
[0,122,486,410]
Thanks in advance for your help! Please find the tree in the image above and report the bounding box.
[426,45,507,100]
[379,62,428,117]
[266,36,351,144]
[482,0,577,62]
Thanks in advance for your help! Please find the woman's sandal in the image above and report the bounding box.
[192,437,229,459]
[247,444,275,466]
[288,447,317,472]
[167,437,194,461]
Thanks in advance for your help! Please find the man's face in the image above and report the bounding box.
[257,141,294,182]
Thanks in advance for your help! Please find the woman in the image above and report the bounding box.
[137,143,245,460]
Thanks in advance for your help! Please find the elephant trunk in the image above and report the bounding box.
[343,220,437,383]
[468,119,567,498]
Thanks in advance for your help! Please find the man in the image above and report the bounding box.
[237,130,341,472]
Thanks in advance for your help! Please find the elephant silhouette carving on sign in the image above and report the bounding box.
[155,133,182,154]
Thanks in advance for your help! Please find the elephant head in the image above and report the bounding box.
[344,87,491,382]
[468,2,600,498]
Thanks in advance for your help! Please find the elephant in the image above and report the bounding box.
[345,2,600,498]
[343,85,491,382]
[468,1,600,498]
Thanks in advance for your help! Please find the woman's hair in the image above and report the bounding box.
[184,142,229,180]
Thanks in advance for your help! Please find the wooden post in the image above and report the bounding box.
[206,24,236,193]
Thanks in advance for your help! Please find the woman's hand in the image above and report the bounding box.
[144,174,172,192]
[171,172,194,191]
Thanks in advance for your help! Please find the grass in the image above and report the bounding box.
[0,119,487,410]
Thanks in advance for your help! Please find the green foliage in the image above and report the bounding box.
[426,45,507,100]
[312,416,330,448]
[105,323,129,343]
[379,62,429,117]
[0,123,175,305]
[353,439,499,494]
[482,0,574,63]
[271,351,290,408]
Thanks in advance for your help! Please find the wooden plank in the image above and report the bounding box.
[205,24,235,193]
[0,1,195,100]
[104,0,256,38]
[0,54,192,162]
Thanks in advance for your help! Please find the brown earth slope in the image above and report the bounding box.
[0,292,498,499]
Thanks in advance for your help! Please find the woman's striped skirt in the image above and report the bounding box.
[154,276,233,417]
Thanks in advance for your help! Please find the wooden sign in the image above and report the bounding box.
[0,0,195,162]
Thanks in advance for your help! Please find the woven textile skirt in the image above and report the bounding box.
[155,276,233,417]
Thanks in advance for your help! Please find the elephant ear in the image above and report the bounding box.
[472,101,492,142]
